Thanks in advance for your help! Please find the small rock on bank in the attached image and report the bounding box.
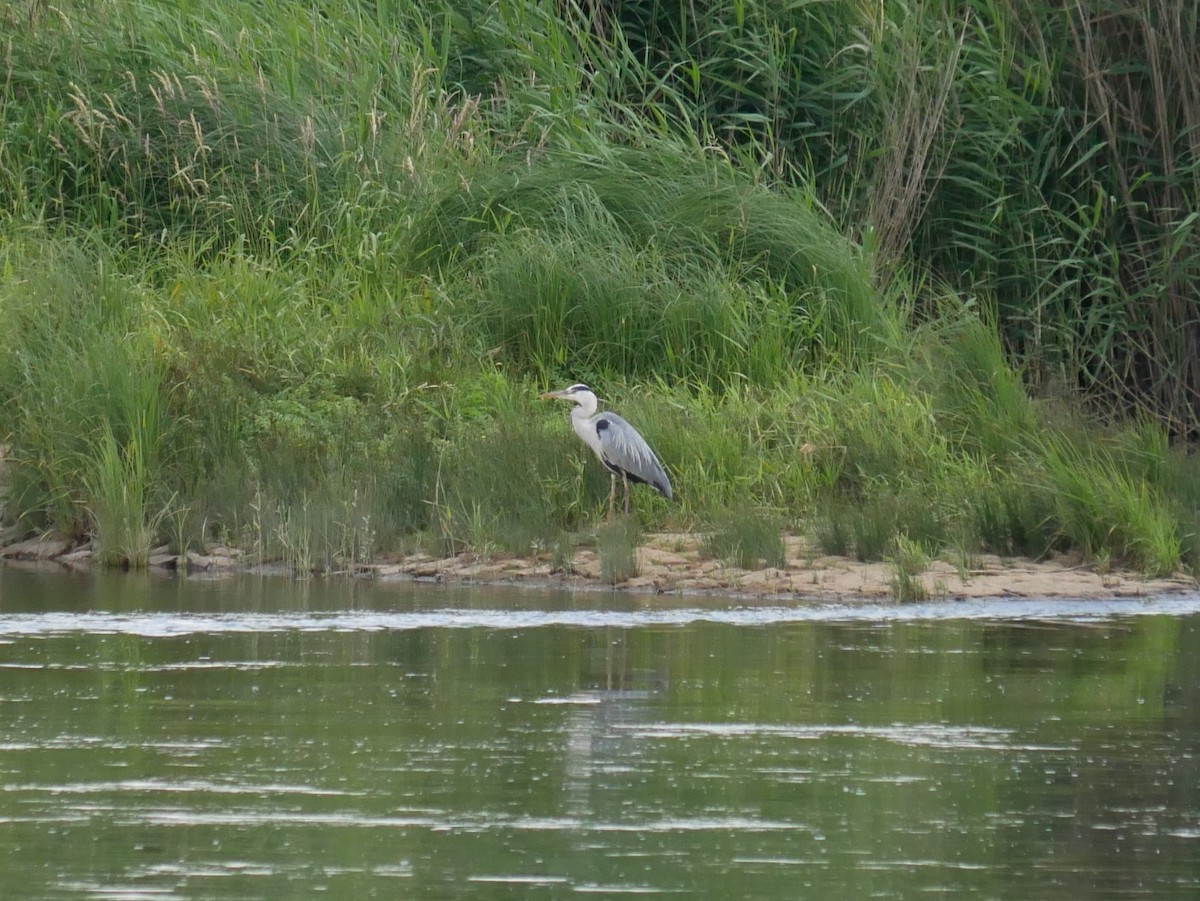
[0,533,72,561]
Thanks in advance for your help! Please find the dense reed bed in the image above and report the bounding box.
[0,0,1196,583]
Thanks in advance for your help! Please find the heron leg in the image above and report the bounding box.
[608,473,617,519]
[623,475,632,516]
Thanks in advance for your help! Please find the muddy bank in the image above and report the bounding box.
[2,530,1194,602]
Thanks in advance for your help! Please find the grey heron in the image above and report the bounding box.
[540,384,673,517]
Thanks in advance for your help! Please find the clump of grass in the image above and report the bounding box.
[416,376,622,557]
[1037,432,1182,577]
[946,530,982,583]
[550,532,579,575]
[0,237,172,542]
[849,503,901,563]
[1158,447,1200,574]
[412,147,898,380]
[814,492,950,563]
[703,507,786,570]
[598,519,641,585]
[888,534,931,603]
[907,306,1040,461]
[84,424,162,568]
[0,2,335,250]
[813,508,853,558]
[245,478,383,575]
[467,222,812,389]
[967,473,1061,560]
[262,492,316,577]
[823,370,954,498]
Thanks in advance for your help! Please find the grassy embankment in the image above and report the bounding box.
[0,1,1197,586]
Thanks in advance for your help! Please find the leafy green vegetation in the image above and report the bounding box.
[598,519,642,585]
[704,506,787,571]
[0,0,1196,581]
[887,534,932,604]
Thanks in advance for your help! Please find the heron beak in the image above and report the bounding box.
[539,390,567,401]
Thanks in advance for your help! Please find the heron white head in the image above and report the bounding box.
[539,383,598,415]
[539,383,593,401]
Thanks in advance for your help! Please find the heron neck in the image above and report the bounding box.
[570,396,604,458]
[571,394,599,420]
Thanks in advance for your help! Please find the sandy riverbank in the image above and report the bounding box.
[2,530,1194,602]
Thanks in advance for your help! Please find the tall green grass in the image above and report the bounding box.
[1034,429,1184,578]
[582,0,1200,433]
[0,0,1197,581]
[85,422,162,568]
[0,236,170,543]
[409,146,896,380]
[1,227,1195,577]
[704,506,786,570]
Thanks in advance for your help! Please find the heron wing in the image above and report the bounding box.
[594,413,673,499]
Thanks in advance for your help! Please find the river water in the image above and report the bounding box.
[2,568,1199,898]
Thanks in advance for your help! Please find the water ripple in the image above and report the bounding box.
[1,594,1199,637]
[9,778,364,797]
[618,722,1066,751]
[64,808,808,834]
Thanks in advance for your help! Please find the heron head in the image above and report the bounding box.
[539,383,594,405]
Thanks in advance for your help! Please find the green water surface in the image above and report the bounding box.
[1,568,1198,898]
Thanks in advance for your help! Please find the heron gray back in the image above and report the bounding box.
[594,413,672,500]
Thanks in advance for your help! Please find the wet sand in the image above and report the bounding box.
[6,529,1187,603]
[373,532,1195,601]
